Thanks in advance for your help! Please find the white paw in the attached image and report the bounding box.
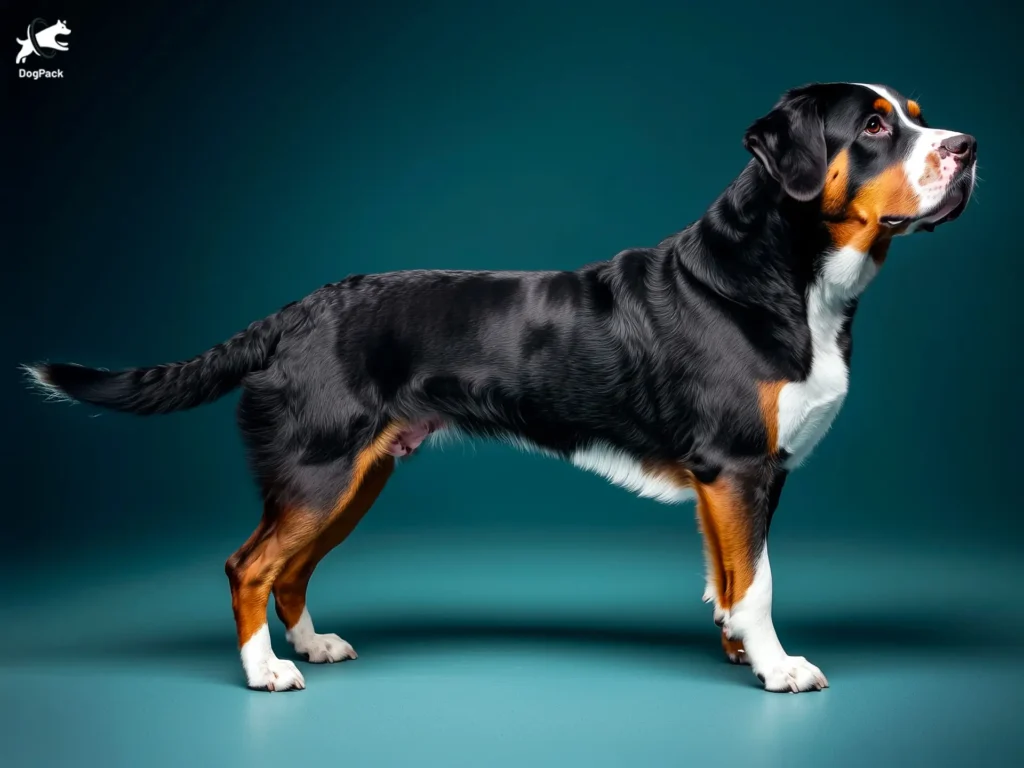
[290,631,357,664]
[755,656,828,693]
[248,657,306,692]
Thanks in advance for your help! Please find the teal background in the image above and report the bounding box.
[3,1,1022,766]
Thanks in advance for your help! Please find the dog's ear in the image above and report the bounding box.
[743,92,827,202]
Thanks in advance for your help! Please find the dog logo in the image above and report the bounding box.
[15,18,71,65]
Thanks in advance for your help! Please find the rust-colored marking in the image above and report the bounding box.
[827,163,920,253]
[822,150,850,217]
[273,457,395,629]
[906,100,921,118]
[227,422,407,647]
[873,98,893,114]
[722,632,747,664]
[758,381,786,454]
[693,476,755,611]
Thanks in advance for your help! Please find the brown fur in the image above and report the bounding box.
[225,423,404,648]
[273,458,395,630]
[826,164,919,253]
[757,380,786,455]
[693,476,755,611]
[821,150,850,216]
[722,632,747,664]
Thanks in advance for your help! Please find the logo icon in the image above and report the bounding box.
[15,18,71,65]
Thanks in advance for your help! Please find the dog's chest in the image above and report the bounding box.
[775,290,852,468]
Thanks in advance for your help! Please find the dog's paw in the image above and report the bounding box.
[755,656,828,693]
[292,632,357,664]
[248,657,306,692]
[721,633,749,665]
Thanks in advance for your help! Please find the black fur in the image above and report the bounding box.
[25,81,981,691]
[27,82,967,522]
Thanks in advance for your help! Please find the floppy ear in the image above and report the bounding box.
[743,93,827,202]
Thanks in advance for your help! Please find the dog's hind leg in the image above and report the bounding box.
[225,423,402,691]
[224,501,321,691]
[273,455,395,663]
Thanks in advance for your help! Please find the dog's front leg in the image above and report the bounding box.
[695,464,827,693]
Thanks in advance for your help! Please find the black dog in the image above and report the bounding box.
[25,82,976,693]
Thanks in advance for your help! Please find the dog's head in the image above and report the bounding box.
[743,82,976,257]
[53,20,71,37]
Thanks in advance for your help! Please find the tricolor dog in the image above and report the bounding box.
[24,82,976,693]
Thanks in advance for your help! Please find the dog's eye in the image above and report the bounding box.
[864,116,885,135]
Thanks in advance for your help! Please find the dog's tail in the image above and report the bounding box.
[22,303,300,415]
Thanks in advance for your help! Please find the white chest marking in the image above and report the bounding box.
[777,246,876,468]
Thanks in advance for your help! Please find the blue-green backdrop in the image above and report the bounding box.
[7,0,1020,555]
[3,1,1021,766]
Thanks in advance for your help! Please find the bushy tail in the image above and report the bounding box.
[23,307,296,415]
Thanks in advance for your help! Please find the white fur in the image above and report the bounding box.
[20,364,74,404]
[776,85,974,467]
[721,545,828,692]
[427,428,693,504]
[856,84,963,228]
[570,443,696,504]
[240,624,305,691]
[777,246,875,468]
[285,607,357,663]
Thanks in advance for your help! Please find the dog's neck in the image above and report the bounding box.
[664,160,875,375]
[686,158,890,299]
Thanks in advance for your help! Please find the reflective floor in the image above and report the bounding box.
[2,531,1021,767]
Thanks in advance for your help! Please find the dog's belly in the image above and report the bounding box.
[569,443,695,504]
[400,420,694,504]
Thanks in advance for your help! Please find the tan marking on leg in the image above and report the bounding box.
[227,422,407,648]
[694,476,755,611]
[226,505,322,648]
[641,462,725,605]
[274,457,395,629]
[722,632,747,664]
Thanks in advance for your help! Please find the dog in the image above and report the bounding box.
[24,82,976,693]
[15,19,70,65]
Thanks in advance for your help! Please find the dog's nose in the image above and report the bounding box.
[939,134,977,163]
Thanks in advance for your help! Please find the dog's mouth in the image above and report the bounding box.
[881,188,969,233]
